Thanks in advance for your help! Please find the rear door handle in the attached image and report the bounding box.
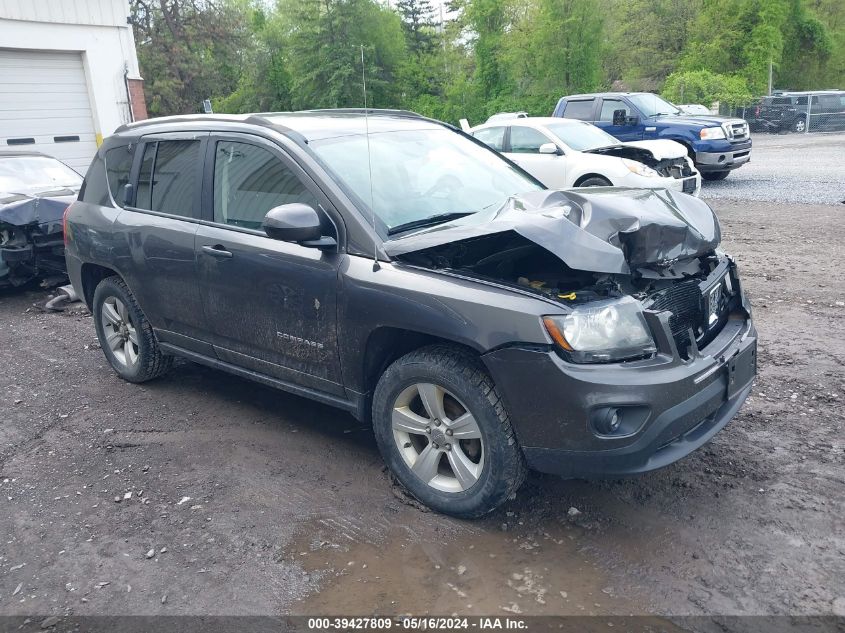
[201,244,233,258]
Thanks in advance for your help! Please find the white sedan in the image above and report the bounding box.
[468,117,702,196]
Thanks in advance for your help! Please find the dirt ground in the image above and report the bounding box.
[0,198,843,626]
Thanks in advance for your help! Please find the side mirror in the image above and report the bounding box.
[612,109,627,126]
[262,203,328,246]
[539,142,562,155]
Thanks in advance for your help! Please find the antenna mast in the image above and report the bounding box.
[361,44,380,272]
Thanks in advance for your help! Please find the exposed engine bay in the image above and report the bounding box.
[388,188,742,357]
[584,142,695,180]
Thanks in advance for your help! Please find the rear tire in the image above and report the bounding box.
[701,171,730,181]
[93,276,172,383]
[577,176,612,187]
[372,345,526,518]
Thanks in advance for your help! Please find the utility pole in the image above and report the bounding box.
[767,58,773,95]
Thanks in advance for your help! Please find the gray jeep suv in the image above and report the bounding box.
[64,110,757,517]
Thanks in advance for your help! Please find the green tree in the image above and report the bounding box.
[603,0,702,89]
[275,0,406,109]
[503,0,604,112]
[661,70,753,107]
[131,0,253,115]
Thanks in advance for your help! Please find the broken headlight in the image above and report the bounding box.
[622,159,659,178]
[543,296,656,363]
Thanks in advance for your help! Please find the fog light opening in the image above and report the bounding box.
[597,408,621,435]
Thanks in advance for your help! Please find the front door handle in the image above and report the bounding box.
[201,244,233,258]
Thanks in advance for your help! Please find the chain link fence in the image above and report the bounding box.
[728,91,845,134]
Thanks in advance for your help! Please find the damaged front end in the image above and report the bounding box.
[585,141,696,181]
[386,188,746,362]
[0,193,73,287]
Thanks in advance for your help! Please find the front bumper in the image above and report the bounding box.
[483,308,757,478]
[695,140,752,172]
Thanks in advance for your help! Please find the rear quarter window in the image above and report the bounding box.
[79,154,111,207]
[561,99,595,121]
[105,144,134,205]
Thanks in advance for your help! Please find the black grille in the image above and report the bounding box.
[647,280,704,356]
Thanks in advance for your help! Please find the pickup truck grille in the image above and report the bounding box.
[723,120,750,141]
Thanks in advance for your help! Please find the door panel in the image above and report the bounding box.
[196,137,343,394]
[196,225,344,394]
[505,126,568,188]
[115,135,210,352]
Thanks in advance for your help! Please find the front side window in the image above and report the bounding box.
[508,126,551,153]
[311,128,542,234]
[105,145,134,204]
[599,99,630,122]
[213,141,316,230]
[473,126,506,151]
[134,139,200,217]
[562,99,595,121]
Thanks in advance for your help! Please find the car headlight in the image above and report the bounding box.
[699,126,726,140]
[622,159,659,178]
[543,296,657,363]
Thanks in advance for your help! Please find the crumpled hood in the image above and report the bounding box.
[384,188,720,275]
[617,139,687,160]
[0,190,77,227]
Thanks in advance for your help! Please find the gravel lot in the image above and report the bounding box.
[702,131,845,204]
[1,157,843,628]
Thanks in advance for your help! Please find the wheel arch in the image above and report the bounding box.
[361,327,482,404]
[80,263,122,309]
[573,173,613,187]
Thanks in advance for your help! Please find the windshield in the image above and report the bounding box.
[310,128,543,234]
[627,94,681,117]
[545,123,620,151]
[0,156,82,193]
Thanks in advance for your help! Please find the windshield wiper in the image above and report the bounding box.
[388,212,475,236]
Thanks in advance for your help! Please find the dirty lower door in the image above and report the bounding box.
[195,134,344,396]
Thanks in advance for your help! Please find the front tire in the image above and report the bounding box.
[701,170,730,181]
[577,176,612,187]
[93,276,172,383]
[372,346,526,518]
[792,118,806,133]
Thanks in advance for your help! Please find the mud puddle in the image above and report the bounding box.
[287,511,670,619]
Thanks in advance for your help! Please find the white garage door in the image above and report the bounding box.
[0,49,99,174]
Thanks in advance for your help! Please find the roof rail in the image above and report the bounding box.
[297,108,425,118]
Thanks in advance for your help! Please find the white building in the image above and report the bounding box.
[0,0,147,172]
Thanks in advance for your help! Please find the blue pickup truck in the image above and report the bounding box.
[552,92,752,181]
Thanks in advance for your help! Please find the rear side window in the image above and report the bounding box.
[213,141,316,230]
[135,139,200,217]
[508,126,551,153]
[599,99,629,121]
[562,99,594,120]
[473,126,506,151]
[105,145,134,205]
[80,155,111,206]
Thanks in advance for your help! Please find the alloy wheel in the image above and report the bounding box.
[100,296,139,367]
[391,382,484,493]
